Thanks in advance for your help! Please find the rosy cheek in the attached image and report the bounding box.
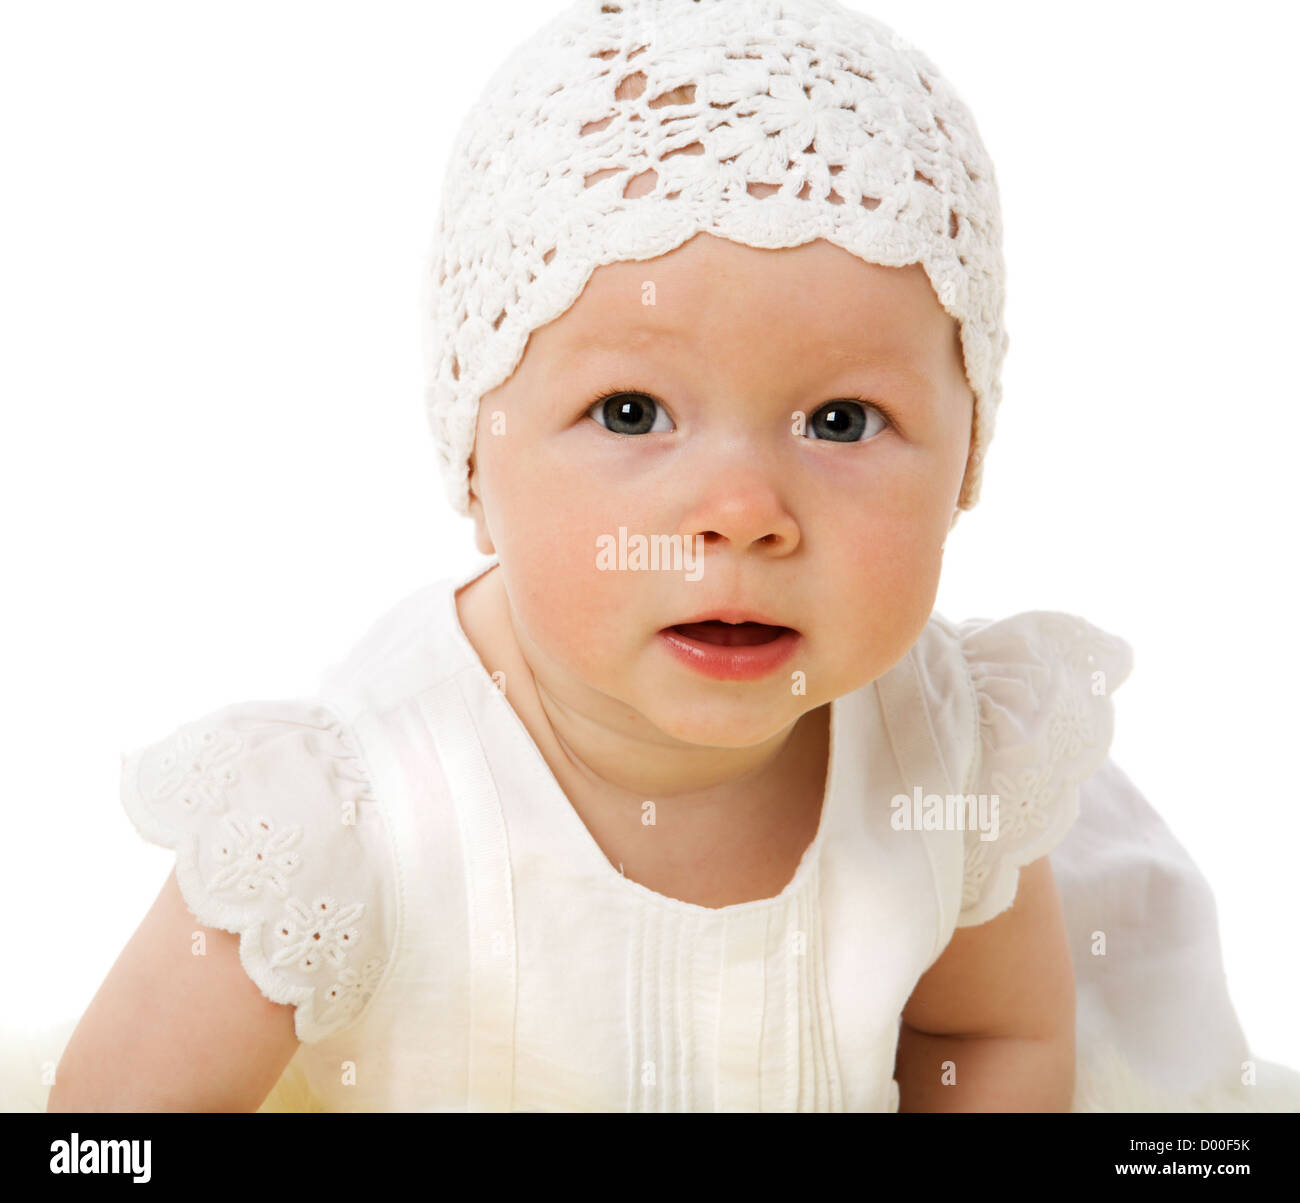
[831,512,936,616]
[504,529,615,659]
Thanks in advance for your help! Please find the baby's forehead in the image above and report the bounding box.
[539,234,953,363]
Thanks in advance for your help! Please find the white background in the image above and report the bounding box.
[2,0,1296,1078]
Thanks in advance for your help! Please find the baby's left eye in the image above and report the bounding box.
[802,400,889,442]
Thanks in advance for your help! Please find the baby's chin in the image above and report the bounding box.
[645,709,814,752]
[604,668,826,752]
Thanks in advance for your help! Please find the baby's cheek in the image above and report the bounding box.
[827,518,943,676]
[496,503,633,666]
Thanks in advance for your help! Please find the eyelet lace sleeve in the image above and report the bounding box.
[118,698,396,1043]
[954,612,1134,928]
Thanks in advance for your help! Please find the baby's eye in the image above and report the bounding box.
[802,400,889,442]
[586,391,675,436]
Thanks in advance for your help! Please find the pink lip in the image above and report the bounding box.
[657,624,802,682]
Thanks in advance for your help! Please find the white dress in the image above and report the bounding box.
[11,558,1296,1111]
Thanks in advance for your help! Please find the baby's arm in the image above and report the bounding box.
[894,856,1076,1111]
[47,869,301,1112]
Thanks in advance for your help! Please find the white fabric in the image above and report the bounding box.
[72,557,1289,1112]
[1056,757,1257,1100]
[422,0,1009,526]
[117,701,396,1044]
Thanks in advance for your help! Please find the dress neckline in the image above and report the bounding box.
[441,557,843,917]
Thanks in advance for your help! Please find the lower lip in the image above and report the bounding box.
[656,625,802,681]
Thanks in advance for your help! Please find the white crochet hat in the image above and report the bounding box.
[421,0,1009,529]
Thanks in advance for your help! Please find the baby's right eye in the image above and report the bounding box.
[586,390,675,436]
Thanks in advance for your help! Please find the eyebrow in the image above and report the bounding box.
[826,358,940,395]
[816,340,939,385]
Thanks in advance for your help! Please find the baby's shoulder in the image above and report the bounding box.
[894,608,1135,933]
[911,607,1134,784]
[119,695,399,1044]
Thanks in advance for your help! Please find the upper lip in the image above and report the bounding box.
[665,608,795,630]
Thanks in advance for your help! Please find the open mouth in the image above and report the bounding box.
[667,620,795,646]
[657,616,802,681]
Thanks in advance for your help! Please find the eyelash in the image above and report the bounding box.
[585,385,899,434]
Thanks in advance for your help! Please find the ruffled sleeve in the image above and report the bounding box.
[953,612,1134,928]
[118,698,397,1044]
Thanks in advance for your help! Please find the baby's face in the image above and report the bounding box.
[467,233,972,748]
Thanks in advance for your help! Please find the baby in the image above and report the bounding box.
[47,0,1136,1112]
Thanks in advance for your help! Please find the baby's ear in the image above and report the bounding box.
[465,455,496,557]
